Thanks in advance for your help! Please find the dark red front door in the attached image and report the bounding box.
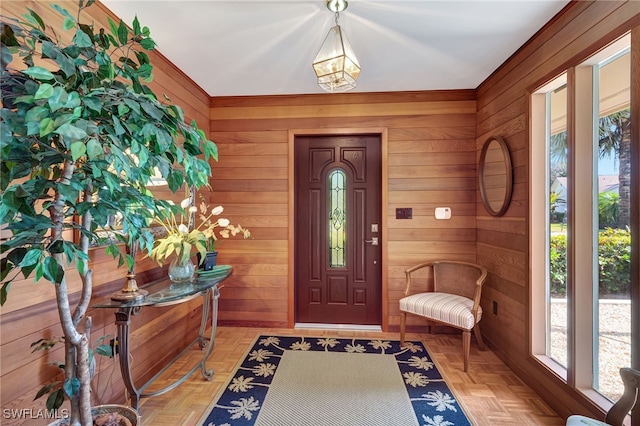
[295,135,381,325]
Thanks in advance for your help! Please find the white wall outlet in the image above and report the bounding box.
[435,207,451,220]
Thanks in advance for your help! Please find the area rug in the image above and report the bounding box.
[199,335,472,426]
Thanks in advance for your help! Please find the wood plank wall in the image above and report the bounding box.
[4,1,638,423]
[475,0,640,420]
[208,91,478,329]
[0,1,211,421]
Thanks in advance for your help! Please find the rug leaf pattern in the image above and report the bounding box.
[202,335,471,426]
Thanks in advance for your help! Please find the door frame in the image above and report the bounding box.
[287,128,389,330]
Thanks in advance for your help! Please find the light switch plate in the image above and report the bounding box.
[395,208,412,219]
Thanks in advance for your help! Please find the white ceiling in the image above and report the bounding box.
[100,0,571,97]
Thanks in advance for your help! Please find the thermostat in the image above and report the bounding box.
[435,207,451,220]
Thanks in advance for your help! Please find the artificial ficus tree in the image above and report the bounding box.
[0,1,217,424]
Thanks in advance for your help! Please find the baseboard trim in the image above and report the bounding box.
[295,323,382,331]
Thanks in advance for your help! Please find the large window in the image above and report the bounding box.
[531,34,633,409]
[594,48,631,400]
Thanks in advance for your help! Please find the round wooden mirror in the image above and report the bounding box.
[479,136,513,216]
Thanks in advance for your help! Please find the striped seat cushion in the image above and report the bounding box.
[399,292,482,330]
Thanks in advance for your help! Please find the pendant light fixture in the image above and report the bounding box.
[312,0,360,92]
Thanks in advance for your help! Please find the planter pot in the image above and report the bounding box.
[48,404,140,426]
[168,258,195,283]
[197,251,218,271]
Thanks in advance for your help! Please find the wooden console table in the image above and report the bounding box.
[92,266,232,410]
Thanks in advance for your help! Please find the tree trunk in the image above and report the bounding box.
[617,120,631,228]
[50,160,94,425]
[55,263,92,426]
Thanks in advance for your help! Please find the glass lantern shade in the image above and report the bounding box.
[312,25,360,92]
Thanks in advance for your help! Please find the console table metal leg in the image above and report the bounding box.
[198,286,220,380]
[114,307,141,411]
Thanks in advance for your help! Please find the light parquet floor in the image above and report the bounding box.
[133,326,564,425]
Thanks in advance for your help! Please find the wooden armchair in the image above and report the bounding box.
[399,260,487,372]
[566,367,640,426]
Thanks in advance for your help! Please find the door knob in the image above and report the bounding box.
[365,237,379,246]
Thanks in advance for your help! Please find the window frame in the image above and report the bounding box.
[529,33,636,413]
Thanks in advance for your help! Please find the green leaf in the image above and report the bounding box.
[34,382,61,401]
[86,138,103,159]
[166,171,183,193]
[34,83,54,100]
[41,41,59,60]
[74,28,92,48]
[48,240,64,254]
[112,116,126,136]
[171,104,185,122]
[1,19,18,48]
[53,113,75,130]
[97,63,114,81]
[137,63,153,80]
[65,91,81,109]
[28,9,45,31]
[46,388,65,411]
[62,17,75,31]
[204,140,219,162]
[0,259,11,281]
[56,53,76,77]
[62,44,80,58]
[1,45,13,69]
[15,94,35,104]
[34,262,44,282]
[19,248,42,267]
[123,98,140,114]
[42,257,60,283]
[26,120,39,136]
[117,103,130,116]
[0,282,10,306]
[40,118,55,137]
[107,17,119,44]
[140,38,155,50]
[76,255,86,276]
[78,23,95,45]
[134,50,149,65]
[25,106,49,122]
[141,101,163,120]
[117,20,128,45]
[133,16,141,35]
[63,377,80,398]
[70,141,86,161]
[83,96,101,112]
[20,263,38,280]
[22,66,55,81]
[55,123,87,141]
[51,5,76,24]
[47,87,68,112]
[96,344,113,358]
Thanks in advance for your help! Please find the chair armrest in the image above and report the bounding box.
[605,367,640,425]
[470,267,487,316]
[404,262,434,296]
